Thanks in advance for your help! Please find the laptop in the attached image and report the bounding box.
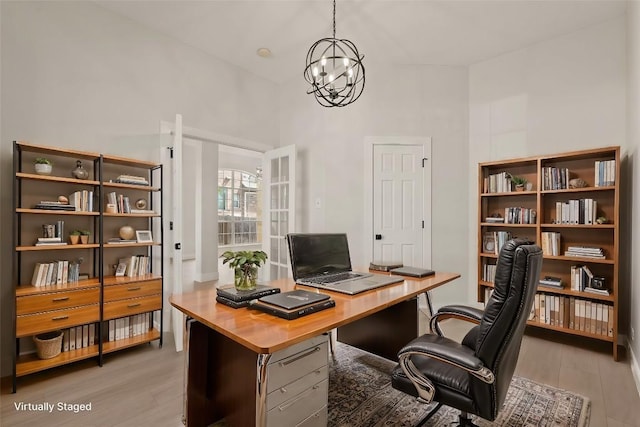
[286,233,404,295]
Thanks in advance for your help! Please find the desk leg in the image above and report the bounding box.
[424,291,435,317]
[256,354,272,427]
[182,317,195,426]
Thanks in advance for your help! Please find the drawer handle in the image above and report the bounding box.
[127,287,142,291]
[52,315,69,321]
[278,385,320,411]
[279,347,320,367]
[52,297,70,302]
[127,303,141,308]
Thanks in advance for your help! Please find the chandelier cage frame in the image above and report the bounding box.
[303,0,365,107]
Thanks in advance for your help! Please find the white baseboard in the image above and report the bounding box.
[628,338,640,398]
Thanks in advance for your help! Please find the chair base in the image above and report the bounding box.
[414,407,479,427]
[452,412,479,427]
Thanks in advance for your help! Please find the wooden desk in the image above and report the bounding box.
[170,272,460,427]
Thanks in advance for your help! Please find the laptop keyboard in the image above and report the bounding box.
[306,272,362,284]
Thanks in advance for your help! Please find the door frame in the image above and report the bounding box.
[159,118,273,351]
[363,136,432,268]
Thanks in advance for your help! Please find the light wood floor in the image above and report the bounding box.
[2,315,640,427]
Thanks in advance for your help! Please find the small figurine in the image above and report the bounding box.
[569,178,587,189]
[596,216,608,224]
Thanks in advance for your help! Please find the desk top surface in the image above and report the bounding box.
[170,271,460,354]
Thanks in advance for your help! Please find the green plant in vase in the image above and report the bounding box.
[220,250,268,291]
[79,230,91,244]
[510,175,527,191]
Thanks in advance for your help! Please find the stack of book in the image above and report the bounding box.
[539,276,563,289]
[248,289,336,320]
[216,285,280,308]
[34,201,75,211]
[564,246,605,259]
[114,174,149,186]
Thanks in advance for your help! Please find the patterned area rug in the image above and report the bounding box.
[329,342,591,427]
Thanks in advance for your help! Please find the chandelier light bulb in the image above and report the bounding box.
[343,57,349,67]
[312,67,319,77]
[320,56,327,67]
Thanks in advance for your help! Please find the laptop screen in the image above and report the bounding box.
[287,233,353,280]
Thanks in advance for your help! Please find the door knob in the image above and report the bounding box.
[375,234,382,240]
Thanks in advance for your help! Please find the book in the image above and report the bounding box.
[216,295,253,308]
[390,266,435,278]
[249,296,335,320]
[369,261,403,272]
[216,284,280,302]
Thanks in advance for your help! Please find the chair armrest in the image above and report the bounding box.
[429,305,483,336]
[397,334,495,404]
[398,334,489,376]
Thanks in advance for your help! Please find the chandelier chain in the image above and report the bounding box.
[333,0,336,39]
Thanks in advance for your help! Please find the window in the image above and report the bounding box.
[218,169,262,246]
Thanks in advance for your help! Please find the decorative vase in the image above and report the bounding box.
[34,163,52,175]
[71,160,89,180]
[119,225,135,240]
[80,235,89,244]
[234,266,258,291]
[69,235,80,245]
[515,184,524,192]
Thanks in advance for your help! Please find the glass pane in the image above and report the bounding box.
[279,237,288,264]
[271,158,280,183]
[270,238,279,265]
[280,156,289,182]
[270,184,279,209]
[270,262,279,281]
[270,212,278,236]
[280,184,288,210]
[279,212,288,237]
[280,266,288,279]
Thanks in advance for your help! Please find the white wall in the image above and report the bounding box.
[627,0,640,388]
[0,1,278,376]
[279,63,470,308]
[469,18,627,316]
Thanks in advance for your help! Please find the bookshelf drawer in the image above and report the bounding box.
[104,280,161,302]
[16,305,99,337]
[103,295,161,320]
[16,288,100,315]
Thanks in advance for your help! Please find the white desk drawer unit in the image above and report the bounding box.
[265,334,329,427]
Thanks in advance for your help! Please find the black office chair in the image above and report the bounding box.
[391,238,543,426]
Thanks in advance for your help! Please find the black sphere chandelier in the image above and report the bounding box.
[304,0,365,107]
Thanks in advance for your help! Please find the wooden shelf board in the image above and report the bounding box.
[101,154,159,168]
[17,208,99,216]
[104,242,160,249]
[541,186,614,194]
[102,274,162,286]
[481,191,537,197]
[15,141,100,160]
[479,157,539,167]
[103,212,159,217]
[526,321,614,342]
[541,223,615,229]
[543,255,615,264]
[16,172,99,186]
[17,244,99,251]
[16,279,101,297]
[480,223,537,228]
[103,181,159,191]
[101,329,161,354]
[540,146,619,161]
[16,345,99,377]
[479,253,498,259]
[479,281,614,302]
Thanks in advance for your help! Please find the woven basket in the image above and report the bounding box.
[33,330,63,359]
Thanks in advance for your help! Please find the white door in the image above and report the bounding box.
[262,145,296,281]
[170,114,184,352]
[372,143,430,267]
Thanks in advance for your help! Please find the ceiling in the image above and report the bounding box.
[96,0,627,84]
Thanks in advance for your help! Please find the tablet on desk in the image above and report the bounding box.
[249,290,335,320]
[390,267,435,278]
